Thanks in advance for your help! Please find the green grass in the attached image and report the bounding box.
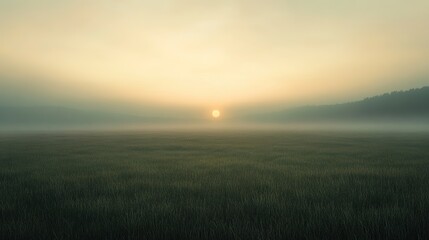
[1,130,429,239]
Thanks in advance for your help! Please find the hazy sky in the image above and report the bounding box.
[1,0,429,112]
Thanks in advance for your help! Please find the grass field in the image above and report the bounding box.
[1,130,429,239]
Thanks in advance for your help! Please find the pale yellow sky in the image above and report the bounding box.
[1,0,429,108]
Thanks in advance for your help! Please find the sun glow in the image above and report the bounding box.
[212,110,220,119]
[0,1,428,108]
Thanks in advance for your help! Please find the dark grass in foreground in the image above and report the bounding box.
[1,130,429,240]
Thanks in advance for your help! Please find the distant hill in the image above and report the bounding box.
[2,87,428,127]
[249,87,429,123]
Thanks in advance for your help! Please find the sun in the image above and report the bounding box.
[212,110,220,119]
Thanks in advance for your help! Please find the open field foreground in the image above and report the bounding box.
[1,130,429,240]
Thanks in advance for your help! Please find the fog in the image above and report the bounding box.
[1,1,429,132]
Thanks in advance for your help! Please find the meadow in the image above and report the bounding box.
[0,130,428,239]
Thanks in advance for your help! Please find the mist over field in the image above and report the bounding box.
[1,84,428,131]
